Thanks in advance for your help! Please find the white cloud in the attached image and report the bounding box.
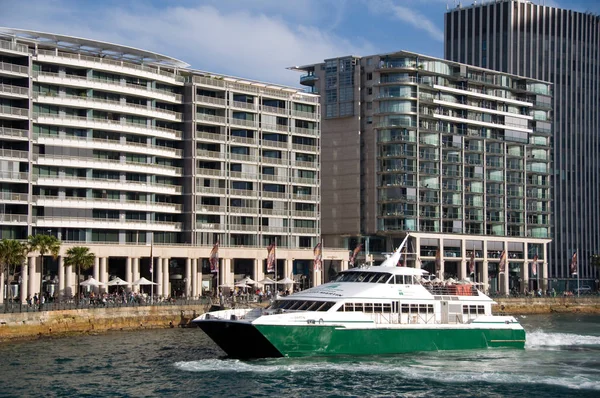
[0,0,376,87]
[366,0,444,42]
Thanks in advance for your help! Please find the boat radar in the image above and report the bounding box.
[380,234,410,267]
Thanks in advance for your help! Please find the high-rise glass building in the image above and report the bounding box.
[445,0,600,282]
[293,50,553,294]
[0,28,338,303]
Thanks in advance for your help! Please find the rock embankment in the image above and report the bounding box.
[0,304,209,342]
[493,296,600,315]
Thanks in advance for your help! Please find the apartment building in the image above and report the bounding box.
[445,0,600,282]
[0,28,343,303]
[293,50,553,294]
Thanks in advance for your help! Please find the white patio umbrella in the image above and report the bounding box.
[446,278,457,284]
[80,277,105,287]
[235,282,251,288]
[132,277,157,285]
[106,277,130,286]
[257,277,276,285]
[237,276,256,285]
[277,277,297,285]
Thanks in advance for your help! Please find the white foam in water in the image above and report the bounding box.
[526,331,600,348]
[174,357,600,391]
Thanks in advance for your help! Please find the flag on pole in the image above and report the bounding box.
[498,250,507,274]
[209,242,219,273]
[266,242,276,273]
[570,252,577,276]
[435,248,442,273]
[149,239,154,273]
[313,242,322,272]
[349,244,362,267]
[531,253,538,276]
[469,250,475,275]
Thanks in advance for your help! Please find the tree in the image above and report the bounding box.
[27,234,60,309]
[0,239,28,308]
[63,246,95,304]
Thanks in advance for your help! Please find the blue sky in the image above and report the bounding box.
[1,0,599,87]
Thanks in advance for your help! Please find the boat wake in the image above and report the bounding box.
[174,354,600,391]
[526,331,600,348]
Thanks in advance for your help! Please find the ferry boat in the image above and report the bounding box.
[193,253,525,359]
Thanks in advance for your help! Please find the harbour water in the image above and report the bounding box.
[0,314,598,397]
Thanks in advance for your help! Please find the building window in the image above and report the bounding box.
[368,87,373,95]
[367,72,373,81]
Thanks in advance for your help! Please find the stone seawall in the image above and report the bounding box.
[493,297,600,315]
[0,304,211,342]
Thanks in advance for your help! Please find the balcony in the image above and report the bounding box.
[34,195,182,213]
[196,95,227,108]
[293,127,318,137]
[0,83,28,98]
[33,113,181,140]
[35,49,185,85]
[0,170,28,182]
[292,109,318,120]
[35,154,182,176]
[300,74,319,85]
[0,192,28,202]
[0,105,29,120]
[33,216,182,231]
[35,93,182,122]
[0,61,28,76]
[35,133,182,158]
[0,214,28,223]
[196,222,225,231]
[34,176,181,194]
[33,71,182,103]
[0,148,29,160]
[0,127,28,141]
[196,113,227,125]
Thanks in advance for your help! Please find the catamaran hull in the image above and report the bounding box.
[195,320,284,359]
[196,320,525,359]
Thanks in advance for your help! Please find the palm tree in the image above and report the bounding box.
[27,234,60,309]
[0,239,28,308]
[64,246,95,304]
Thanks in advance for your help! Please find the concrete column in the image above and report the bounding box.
[156,257,163,298]
[503,242,509,296]
[542,243,548,290]
[99,257,107,293]
[191,258,198,298]
[125,257,132,291]
[223,258,232,286]
[185,258,191,298]
[92,257,100,294]
[20,262,28,303]
[284,259,293,280]
[414,236,421,269]
[132,258,140,292]
[482,260,489,294]
[64,262,72,298]
[438,239,445,279]
[341,260,349,272]
[28,257,36,296]
[58,256,65,298]
[253,259,260,283]
[162,258,169,297]
[460,238,467,280]
[522,244,529,293]
[196,259,203,297]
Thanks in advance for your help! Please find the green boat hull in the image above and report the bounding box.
[254,324,525,357]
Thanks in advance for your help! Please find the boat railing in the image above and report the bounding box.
[423,284,478,296]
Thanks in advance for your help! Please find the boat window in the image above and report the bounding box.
[319,302,335,312]
[354,303,364,311]
[297,301,312,310]
[394,275,403,284]
[342,303,353,312]
[356,273,367,282]
[383,303,392,313]
[364,303,374,313]
[373,303,383,312]
[463,305,486,315]
[288,301,303,310]
[401,303,434,313]
[280,300,294,309]
[377,274,391,283]
[363,272,378,282]
[306,301,321,311]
